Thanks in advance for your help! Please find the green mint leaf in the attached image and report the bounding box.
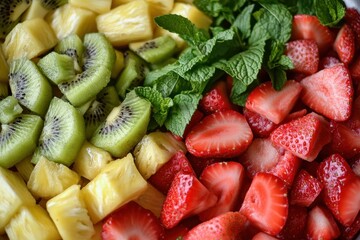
[233,4,255,41]
[296,0,316,15]
[278,55,294,70]
[144,63,178,86]
[153,72,185,98]
[231,78,260,106]
[180,65,216,93]
[267,67,287,90]
[315,0,345,27]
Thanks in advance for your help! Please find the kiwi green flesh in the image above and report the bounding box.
[55,34,84,72]
[90,90,151,158]
[115,51,149,99]
[0,82,9,100]
[0,114,43,168]
[34,97,85,166]
[0,0,31,38]
[0,96,23,124]
[9,58,53,117]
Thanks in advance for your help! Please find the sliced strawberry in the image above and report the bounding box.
[160,172,217,229]
[352,156,360,177]
[337,176,360,227]
[183,109,204,138]
[245,80,303,124]
[199,80,233,115]
[243,108,278,138]
[270,112,331,162]
[277,205,308,240]
[306,205,340,240]
[240,172,288,236]
[285,39,319,74]
[185,109,253,158]
[319,56,341,69]
[101,201,165,240]
[344,95,360,131]
[345,8,360,45]
[350,55,360,85]
[283,108,307,123]
[198,161,245,221]
[291,14,334,54]
[253,232,279,240]
[148,151,195,194]
[341,213,360,240]
[186,153,225,177]
[300,64,353,121]
[183,211,246,240]
[334,24,356,64]
[329,121,360,159]
[290,169,323,207]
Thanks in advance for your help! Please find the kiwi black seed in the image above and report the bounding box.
[55,34,84,72]
[9,57,53,117]
[90,90,151,158]
[0,0,31,38]
[0,114,43,168]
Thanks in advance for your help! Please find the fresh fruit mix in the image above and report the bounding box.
[0,0,360,239]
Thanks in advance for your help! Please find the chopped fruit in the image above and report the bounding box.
[199,161,245,221]
[334,24,356,64]
[291,14,334,54]
[277,205,308,240]
[186,153,225,177]
[290,169,323,207]
[185,109,253,158]
[148,150,195,194]
[329,121,360,159]
[14,157,34,183]
[319,56,341,69]
[345,8,360,45]
[285,39,319,74]
[183,212,246,240]
[341,213,360,240]
[245,80,303,124]
[306,205,340,240]
[243,108,278,138]
[270,112,331,162]
[240,172,288,236]
[269,150,301,187]
[300,64,353,121]
[102,201,164,240]
[284,108,307,122]
[337,177,360,227]
[183,109,204,138]
[134,183,166,217]
[160,172,217,229]
[199,80,233,115]
[253,232,279,240]
[69,0,111,14]
[352,157,360,177]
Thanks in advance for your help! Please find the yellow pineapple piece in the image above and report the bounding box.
[21,0,55,20]
[27,156,80,199]
[111,50,125,79]
[69,0,112,14]
[111,0,133,8]
[5,205,61,240]
[47,185,95,240]
[0,167,36,234]
[96,0,153,47]
[81,153,147,223]
[155,2,212,49]
[3,18,57,61]
[134,183,165,217]
[15,156,34,182]
[46,4,97,40]
[146,0,174,18]
[0,45,8,83]
[133,131,186,179]
[73,141,113,181]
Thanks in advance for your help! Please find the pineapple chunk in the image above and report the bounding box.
[0,45,8,83]
[73,141,113,181]
[0,167,35,234]
[27,156,80,199]
[3,18,57,61]
[96,0,153,47]
[81,153,148,223]
[21,0,54,20]
[5,205,61,240]
[46,4,97,40]
[111,50,125,79]
[15,156,34,182]
[134,183,165,217]
[47,185,94,240]
[133,131,186,179]
[69,0,112,14]
[146,0,174,18]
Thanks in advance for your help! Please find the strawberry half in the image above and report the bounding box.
[243,108,278,138]
[277,205,308,240]
[198,161,245,221]
[199,80,233,115]
[306,205,340,240]
[160,172,217,229]
[345,8,360,45]
[183,211,246,240]
[245,80,303,124]
[329,121,360,159]
[334,24,356,64]
[185,109,253,158]
[285,39,319,75]
[101,201,165,240]
[240,172,288,236]
[300,64,353,121]
[319,55,341,70]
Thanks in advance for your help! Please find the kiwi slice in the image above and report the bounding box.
[0,114,43,168]
[0,0,31,39]
[0,82,9,100]
[0,96,23,124]
[22,0,67,20]
[129,35,178,64]
[9,58,53,116]
[54,34,84,72]
[115,51,149,98]
[38,52,76,84]
[33,97,85,166]
[90,90,151,158]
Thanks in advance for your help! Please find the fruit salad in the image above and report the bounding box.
[0,0,360,239]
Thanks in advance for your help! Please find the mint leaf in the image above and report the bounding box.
[233,4,255,41]
[296,0,315,15]
[315,0,345,27]
[268,67,287,90]
[144,63,178,86]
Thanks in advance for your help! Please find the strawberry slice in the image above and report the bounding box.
[291,14,334,54]
[183,211,246,240]
[198,161,245,221]
[319,56,341,69]
[341,213,360,240]
[101,201,165,240]
[240,172,288,236]
[253,232,279,240]
[148,151,195,194]
[337,177,360,227]
[345,8,360,45]
[334,24,356,64]
[185,109,253,158]
[183,109,204,138]
[199,80,233,115]
[300,64,353,121]
[160,172,217,229]
[186,153,225,177]
[277,205,308,240]
[306,205,340,240]
[270,112,331,162]
[243,108,278,138]
[245,80,303,124]
[329,121,360,159]
[285,39,319,74]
